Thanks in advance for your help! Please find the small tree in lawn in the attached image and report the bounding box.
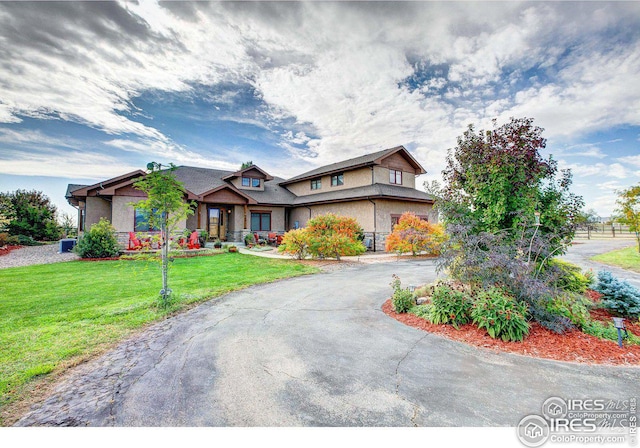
[132,162,194,306]
[614,184,640,253]
[385,212,445,256]
[305,213,366,260]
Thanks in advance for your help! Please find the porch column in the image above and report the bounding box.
[244,204,248,229]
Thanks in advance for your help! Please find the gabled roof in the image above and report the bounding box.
[68,170,147,197]
[198,184,257,204]
[292,183,435,206]
[280,145,426,185]
[222,165,274,181]
[65,184,88,199]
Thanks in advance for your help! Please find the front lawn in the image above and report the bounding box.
[0,253,317,419]
[591,245,640,273]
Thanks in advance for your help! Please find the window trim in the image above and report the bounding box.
[389,169,402,185]
[250,211,272,231]
[241,177,250,187]
[331,173,344,187]
[310,178,322,190]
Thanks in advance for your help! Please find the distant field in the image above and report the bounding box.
[591,246,640,273]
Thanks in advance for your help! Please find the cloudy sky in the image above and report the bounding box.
[1,1,639,220]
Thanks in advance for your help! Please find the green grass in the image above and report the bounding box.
[0,253,317,416]
[591,245,640,273]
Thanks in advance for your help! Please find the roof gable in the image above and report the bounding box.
[198,184,257,204]
[280,145,425,185]
[222,165,274,181]
[68,170,147,197]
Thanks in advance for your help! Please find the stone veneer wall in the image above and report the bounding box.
[362,232,389,252]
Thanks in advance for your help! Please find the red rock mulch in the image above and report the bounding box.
[382,299,640,366]
[0,245,22,257]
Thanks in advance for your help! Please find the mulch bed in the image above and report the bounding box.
[382,299,640,366]
[0,245,23,257]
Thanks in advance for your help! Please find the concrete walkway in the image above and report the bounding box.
[16,258,638,427]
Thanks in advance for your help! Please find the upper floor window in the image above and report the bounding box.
[311,178,322,190]
[390,169,402,185]
[242,177,261,188]
[331,173,344,187]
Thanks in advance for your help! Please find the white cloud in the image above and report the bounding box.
[0,149,139,179]
[618,154,640,168]
[560,160,630,179]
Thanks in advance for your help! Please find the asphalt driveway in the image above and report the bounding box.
[17,257,638,427]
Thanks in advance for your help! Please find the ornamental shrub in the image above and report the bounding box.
[593,271,640,318]
[75,218,120,258]
[428,285,472,329]
[544,292,590,328]
[390,274,415,313]
[385,212,446,255]
[545,259,593,294]
[305,213,366,260]
[471,288,530,342]
[278,228,310,260]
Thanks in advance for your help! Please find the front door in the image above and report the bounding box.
[208,207,227,240]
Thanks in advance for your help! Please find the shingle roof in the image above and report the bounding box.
[292,183,435,206]
[172,166,295,205]
[65,184,88,198]
[280,145,424,185]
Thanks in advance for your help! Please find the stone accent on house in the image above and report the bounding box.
[362,232,390,252]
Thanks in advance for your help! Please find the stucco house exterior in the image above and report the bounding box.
[66,145,436,251]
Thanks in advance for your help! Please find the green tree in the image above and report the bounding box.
[615,184,640,253]
[0,193,14,232]
[241,161,253,169]
[132,162,195,305]
[441,117,583,250]
[59,212,76,238]
[4,190,61,241]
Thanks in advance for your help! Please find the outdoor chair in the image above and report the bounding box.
[128,232,141,250]
[267,232,277,245]
[187,231,200,249]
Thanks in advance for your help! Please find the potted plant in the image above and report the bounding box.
[213,238,222,249]
[198,229,209,247]
[244,233,255,248]
[228,245,238,253]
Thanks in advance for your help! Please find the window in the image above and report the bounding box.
[390,169,402,185]
[135,208,160,232]
[331,173,344,186]
[311,178,322,190]
[251,212,271,231]
[242,177,261,188]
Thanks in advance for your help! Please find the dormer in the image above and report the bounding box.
[223,165,274,192]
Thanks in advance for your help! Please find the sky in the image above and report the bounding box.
[0,1,639,223]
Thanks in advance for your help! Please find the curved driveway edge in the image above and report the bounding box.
[17,259,638,427]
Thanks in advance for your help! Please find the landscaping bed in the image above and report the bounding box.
[0,245,22,257]
[383,299,640,365]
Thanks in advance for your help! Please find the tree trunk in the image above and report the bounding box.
[161,213,169,305]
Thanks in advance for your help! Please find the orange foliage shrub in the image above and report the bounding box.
[385,212,446,255]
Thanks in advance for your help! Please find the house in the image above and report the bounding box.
[66,145,436,251]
